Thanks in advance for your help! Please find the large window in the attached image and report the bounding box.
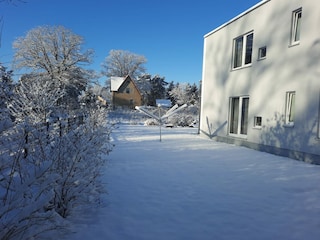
[318,92,320,139]
[285,91,296,126]
[232,32,254,69]
[291,8,302,45]
[229,96,250,136]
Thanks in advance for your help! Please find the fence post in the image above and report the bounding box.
[59,118,62,137]
[24,128,28,159]
[46,120,50,144]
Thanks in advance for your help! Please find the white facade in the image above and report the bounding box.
[200,0,320,163]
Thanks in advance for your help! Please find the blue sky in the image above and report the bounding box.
[1,0,262,84]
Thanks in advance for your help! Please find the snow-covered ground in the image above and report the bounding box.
[64,124,320,240]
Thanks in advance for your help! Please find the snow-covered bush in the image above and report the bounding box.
[0,108,113,238]
[0,122,63,240]
[169,113,195,127]
[167,105,199,127]
[108,108,148,125]
[144,118,159,126]
[0,24,115,238]
[51,108,113,217]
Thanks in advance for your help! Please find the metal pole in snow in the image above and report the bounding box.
[136,103,187,142]
[159,106,162,142]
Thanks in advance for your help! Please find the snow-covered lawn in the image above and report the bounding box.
[65,124,320,240]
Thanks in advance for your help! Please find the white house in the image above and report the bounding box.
[200,0,320,164]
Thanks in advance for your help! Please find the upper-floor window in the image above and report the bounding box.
[126,87,130,94]
[318,91,320,139]
[290,8,302,45]
[232,32,254,69]
[318,92,320,139]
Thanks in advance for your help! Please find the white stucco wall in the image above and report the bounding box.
[200,0,320,160]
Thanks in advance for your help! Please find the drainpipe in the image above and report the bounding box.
[198,80,202,135]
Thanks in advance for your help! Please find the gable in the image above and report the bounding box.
[111,75,141,96]
[118,78,131,93]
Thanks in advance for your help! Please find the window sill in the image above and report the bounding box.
[253,126,262,130]
[258,57,266,61]
[289,42,300,48]
[284,123,294,128]
[231,64,252,71]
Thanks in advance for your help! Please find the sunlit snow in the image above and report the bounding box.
[64,124,320,240]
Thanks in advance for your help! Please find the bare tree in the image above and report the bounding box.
[13,25,94,110]
[9,74,65,124]
[0,0,26,47]
[101,49,147,80]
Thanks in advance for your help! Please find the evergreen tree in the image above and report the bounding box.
[136,74,152,105]
[166,81,175,104]
[148,75,167,106]
[187,83,199,105]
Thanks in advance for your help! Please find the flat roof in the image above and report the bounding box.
[204,0,271,38]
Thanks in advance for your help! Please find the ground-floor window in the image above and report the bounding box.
[229,96,250,136]
[318,92,320,139]
[254,116,262,128]
[285,91,295,126]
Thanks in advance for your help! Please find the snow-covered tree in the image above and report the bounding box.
[135,74,168,106]
[166,81,175,103]
[167,82,200,127]
[136,74,152,105]
[101,49,147,80]
[148,75,167,106]
[168,82,188,105]
[9,74,65,124]
[168,82,199,106]
[186,83,199,105]
[13,25,94,110]
[0,64,14,131]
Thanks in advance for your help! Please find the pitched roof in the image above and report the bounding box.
[110,76,125,91]
[110,75,142,96]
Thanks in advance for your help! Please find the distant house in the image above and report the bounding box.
[200,0,320,164]
[110,75,142,109]
[97,95,108,107]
